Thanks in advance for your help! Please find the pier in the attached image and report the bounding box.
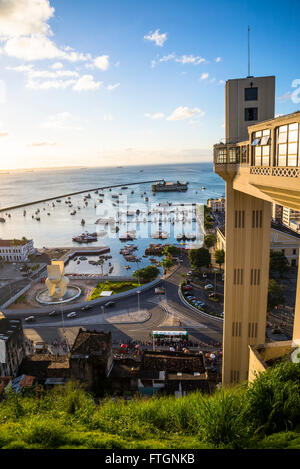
[0,179,164,213]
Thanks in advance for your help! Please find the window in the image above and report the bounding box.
[245,87,258,101]
[276,123,299,167]
[245,107,258,121]
[252,129,271,166]
[217,147,227,163]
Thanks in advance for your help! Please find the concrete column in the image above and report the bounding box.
[222,181,272,385]
[292,251,300,345]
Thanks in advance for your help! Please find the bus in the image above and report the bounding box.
[151,331,188,349]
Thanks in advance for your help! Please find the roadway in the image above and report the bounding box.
[7,257,223,348]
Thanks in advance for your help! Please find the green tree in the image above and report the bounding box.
[163,245,181,256]
[268,279,285,310]
[214,249,225,270]
[204,234,216,249]
[133,265,160,283]
[188,248,211,270]
[270,251,290,278]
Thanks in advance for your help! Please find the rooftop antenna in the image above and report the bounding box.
[248,25,251,77]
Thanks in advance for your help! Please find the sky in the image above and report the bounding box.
[0,0,299,170]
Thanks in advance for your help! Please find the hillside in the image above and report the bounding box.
[0,361,299,449]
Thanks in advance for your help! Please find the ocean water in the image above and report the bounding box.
[0,163,224,275]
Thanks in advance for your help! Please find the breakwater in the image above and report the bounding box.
[0,179,164,213]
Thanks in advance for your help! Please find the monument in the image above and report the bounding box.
[45,261,69,299]
[36,260,81,305]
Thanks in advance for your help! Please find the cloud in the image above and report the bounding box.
[215,57,222,62]
[93,55,110,71]
[176,55,206,65]
[3,34,91,61]
[42,112,82,130]
[0,1,97,63]
[51,62,63,69]
[30,141,56,146]
[144,29,167,47]
[167,106,205,121]
[72,74,102,91]
[144,112,165,120]
[277,92,292,102]
[200,72,209,80]
[107,82,120,91]
[0,131,8,137]
[27,78,77,90]
[152,53,206,68]
[0,0,54,38]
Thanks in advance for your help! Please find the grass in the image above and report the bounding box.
[88,281,140,300]
[0,361,299,449]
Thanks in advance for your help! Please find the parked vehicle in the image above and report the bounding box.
[204,284,214,290]
[183,286,192,291]
[81,305,92,311]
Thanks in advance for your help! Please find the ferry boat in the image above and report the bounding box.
[152,180,188,192]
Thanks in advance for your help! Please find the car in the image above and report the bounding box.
[24,316,35,322]
[183,286,192,291]
[271,327,282,335]
[155,287,165,294]
[204,284,214,290]
[105,301,115,307]
[203,273,207,278]
[49,310,58,317]
[187,271,192,276]
[81,305,92,311]
[66,312,77,319]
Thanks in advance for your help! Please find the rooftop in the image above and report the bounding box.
[70,328,111,356]
[142,351,206,374]
[0,239,31,247]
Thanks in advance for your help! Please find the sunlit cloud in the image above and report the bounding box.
[144,112,165,120]
[167,106,205,121]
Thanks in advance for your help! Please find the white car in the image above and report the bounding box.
[24,316,35,322]
[66,312,77,319]
[204,284,214,290]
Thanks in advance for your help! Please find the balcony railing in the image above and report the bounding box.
[214,143,299,179]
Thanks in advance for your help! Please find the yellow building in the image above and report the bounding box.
[213,73,300,385]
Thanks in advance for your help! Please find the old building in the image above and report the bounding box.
[207,197,225,213]
[69,329,113,392]
[110,351,210,397]
[0,316,26,377]
[0,239,35,262]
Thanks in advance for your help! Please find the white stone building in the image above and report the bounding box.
[0,239,35,262]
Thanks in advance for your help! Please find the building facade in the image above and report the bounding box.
[216,223,300,267]
[0,316,26,377]
[207,197,225,213]
[214,73,300,385]
[0,239,35,262]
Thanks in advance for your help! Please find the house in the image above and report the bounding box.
[0,316,26,377]
[69,329,113,392]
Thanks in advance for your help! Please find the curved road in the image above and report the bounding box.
[6,258,223,347]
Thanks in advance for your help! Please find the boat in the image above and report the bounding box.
[70,210,76,215]
[56,199,61,202]
[201,186,206,190]
[81,219,85,225]
[152,181,188,192]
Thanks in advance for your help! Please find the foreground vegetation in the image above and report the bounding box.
[0,361,299,449]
